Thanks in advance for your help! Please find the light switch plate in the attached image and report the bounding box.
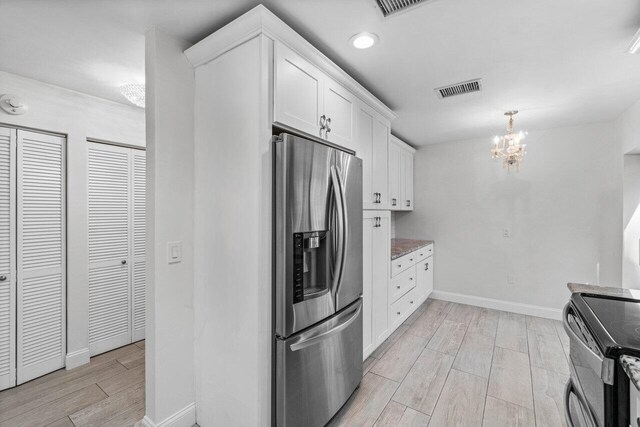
[167,241,182,264]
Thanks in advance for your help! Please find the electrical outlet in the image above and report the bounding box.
[507,274,517,285]
[503,228,510,238]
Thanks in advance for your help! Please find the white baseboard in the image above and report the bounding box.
[430,290,562,320]
[65,348,90,370]
[141,402,196,427]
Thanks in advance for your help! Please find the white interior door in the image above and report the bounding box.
[16,129,66,384]
[0,127,16,391]
[131,150,146,341]
[87,142,131,355]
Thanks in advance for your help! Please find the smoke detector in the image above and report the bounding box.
[435,79,483,99]
[0,94,28,115]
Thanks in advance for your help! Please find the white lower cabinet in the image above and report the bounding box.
[363,237,434,359]
[362,211,390,359]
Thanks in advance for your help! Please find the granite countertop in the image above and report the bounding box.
[391,238,433,260]
[567,283,640,299]
[621,355,640,392]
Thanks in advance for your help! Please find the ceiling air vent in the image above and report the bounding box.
[375,0,427,17]
[435,79,482,99]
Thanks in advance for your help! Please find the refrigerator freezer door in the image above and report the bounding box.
[333,149,363,311]
[276,299,363,427]
[275,133,363,337]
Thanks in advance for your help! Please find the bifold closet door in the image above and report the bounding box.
[131,150,145,342]
[16,129,66,384]
[0,127,16,391]
[88,142,145,355]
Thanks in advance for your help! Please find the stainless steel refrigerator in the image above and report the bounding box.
[274,133,363,427]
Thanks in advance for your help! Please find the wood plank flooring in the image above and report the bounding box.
[0,341,146,427]
[332,298,571,427]
[1,298,570,427]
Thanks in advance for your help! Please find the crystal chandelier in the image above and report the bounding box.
[491,111,527,172]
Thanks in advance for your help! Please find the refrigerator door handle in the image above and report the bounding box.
[289,301,361,352]
[330,165,346,299]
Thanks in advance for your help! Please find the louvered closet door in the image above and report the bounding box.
[131,150,145,341]
[16,130,66,384]
[88,143,131,356]
[0,127,16,391]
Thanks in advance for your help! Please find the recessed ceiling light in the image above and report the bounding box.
[350,32,379,49]
[629,28,640,54]
[120,83,145,108]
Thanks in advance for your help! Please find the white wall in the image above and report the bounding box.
[0,70,144,368]
[395,122,623,315]
[144,29,196,426]
[618,99,640,290]
[192,35,273,426]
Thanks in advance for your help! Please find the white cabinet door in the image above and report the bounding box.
[274,43,324,139]
[88,143,131,356]
[16,130,66,384]
[372,212,390,345]
[388,142,401,210]
[372,117,389,209]
[357,105,375,209]
[131,151,146,342]
[324,79,356,151]
[362,213,375,359]
[416,256,433,303]
[0,127,15,391]
[401,150,414,211]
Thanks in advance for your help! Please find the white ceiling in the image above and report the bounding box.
[1,0,640,145]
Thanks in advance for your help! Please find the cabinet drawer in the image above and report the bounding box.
[391,252,418,277]
[389,265,416,304]
[413,244,433,264]
[389,287,418,327]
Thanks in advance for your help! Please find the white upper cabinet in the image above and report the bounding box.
[274,42,356,151]
[357,103,390,209]
[274,43,324,139]
[389,135,416,212]
[323,78,357,149]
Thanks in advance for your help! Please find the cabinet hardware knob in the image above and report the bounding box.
[406,200,411,207]
[398,264,401,268]
[409,277,413,281]
[397,312,401,315]
[410,301,414,304]
[392,198,397,206]
[409,258,413,261]
[425,263,429,271]
[396,285,400,289]
[0,275,6,282]
[121,260,127,265]
[325,117,331,135]
[319,115,326,129]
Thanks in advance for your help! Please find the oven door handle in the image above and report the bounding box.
[564,378,598,427]
[562,302,614,385]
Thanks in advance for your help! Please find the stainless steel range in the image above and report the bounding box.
[564,293,640,426]
[274,133,363,427]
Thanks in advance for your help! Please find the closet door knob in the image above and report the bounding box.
[0,275,6,282]
[121,260,127,265]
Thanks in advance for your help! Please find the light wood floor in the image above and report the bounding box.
[0,341,145,427]
[1,298,570,427]
[330,298,571,427]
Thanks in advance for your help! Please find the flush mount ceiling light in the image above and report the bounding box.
[629,28,640,54]
[350,32,379,49]
[491,111,528,172]
[120,83,145,108]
